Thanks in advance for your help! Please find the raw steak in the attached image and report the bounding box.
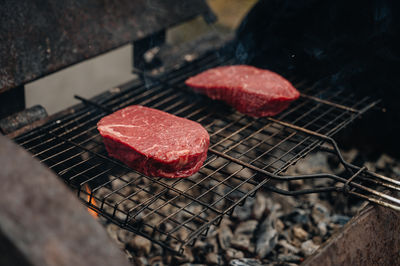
[97,105,209,178]
[185,65,300,117]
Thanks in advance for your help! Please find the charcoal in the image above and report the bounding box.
[158,222,173,235]
[311,203,330,223]
[252,192,268,220]
[274,218,284,233]
[255,216,278,258]
[301,240,320,256]
[328,222,344,234]
[218,226,233,250]
[176,227,190,242]
[292,226,308,241]
[111,178,129,191]
[277,253,303,263]
[117,229,135,243]
[229,258,263,266]
[205,253,223,265]
[207,225,219,238]
[278,239,300,254]
[133,257,149,266]
[393,166,400,176]
[124,249,133,262]
[148,256,163,266]
[376,154,394,169]
[234,220,258,236]
[317,221,328,236]
[341,149,359,164]
[286,208,310,225]
[174,181,191,192]
[128,235,152,256]
[220,217,233,227]
[100,149,400,265]
[331,214,351,225]
[183,204,204,220]
[231,234,254,253]
[312,236,323,245]
[232,198,254,221]
[293,152,330,175]
[364,162,376,173]
[225,248,245,261]
[115,210,128,221]
[173,248,194,264]
[206,237,219,254]
[151,243,163,256]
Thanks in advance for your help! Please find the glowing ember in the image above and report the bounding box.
[84,184,99,218]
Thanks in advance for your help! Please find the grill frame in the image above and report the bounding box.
[12,49,393,253]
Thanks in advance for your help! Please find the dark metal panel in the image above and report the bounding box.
[0,0,210,92]
[303,205,400,266]
[0,135,131,266]
[0,105,47,134]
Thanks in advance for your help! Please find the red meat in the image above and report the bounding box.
[185,65,300,117]
[97,105,209,178]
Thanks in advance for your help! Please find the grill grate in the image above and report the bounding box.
[13,51,398,253]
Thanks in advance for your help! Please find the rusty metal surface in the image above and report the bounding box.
[0,0,210,92]
[0,134,131,266]
[0,105,48,134]
[303,204,400,266]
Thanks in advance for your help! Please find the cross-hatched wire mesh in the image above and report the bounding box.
[13,51,378,252]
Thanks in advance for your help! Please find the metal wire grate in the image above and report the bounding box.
[13,51,390,253]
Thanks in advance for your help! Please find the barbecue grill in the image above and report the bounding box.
[1,0,400,265]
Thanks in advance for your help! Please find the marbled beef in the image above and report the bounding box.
[185,65,300,117]
[97,105,209,178]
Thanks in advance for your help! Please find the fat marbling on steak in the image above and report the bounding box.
[97,105,209,178]
[185,65,300,117]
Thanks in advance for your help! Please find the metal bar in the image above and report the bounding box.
[211,93,350,176]
[74,95,113,114]
[274,95,374,174]
[263,99,360,172]
[266,185,339,195]
[300,93,360,113]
